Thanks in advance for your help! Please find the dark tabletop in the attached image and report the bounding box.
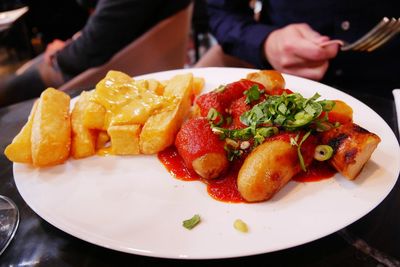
[0,87,399,267]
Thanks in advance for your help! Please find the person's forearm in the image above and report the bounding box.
[56,0,190,77]
[207,0,276,68]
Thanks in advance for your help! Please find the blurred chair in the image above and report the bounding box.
[59,3,193,91]
[194,44,255,68]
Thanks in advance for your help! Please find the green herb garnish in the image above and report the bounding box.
[240,93,335,131]
[183,214,201,230]
[224,145,243,161]
[207,108,224,126]
[244,85,263,104]
[208,90,336,167]
[290,131,311,172]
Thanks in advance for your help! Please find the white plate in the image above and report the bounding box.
[14,67,400,259]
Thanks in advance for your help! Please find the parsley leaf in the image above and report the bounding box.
[244,85,263,104]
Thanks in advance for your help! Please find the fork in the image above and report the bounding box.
[320,17,400,52]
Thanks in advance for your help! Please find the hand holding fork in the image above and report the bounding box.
[264,18,400,81]
[319,17,400,52]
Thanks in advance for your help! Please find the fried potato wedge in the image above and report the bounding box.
[193,77,205,95]
[4,100,38,163]
[238,139,300,202]
[327,100,353,124]
[71,91,98,159]
[83,100,106,130]
[108,124,141,155]
[96,131,110,150]
[136,78,165,95]
[139,73,193,154]
[246,70,285,93]
[31,88,71,167]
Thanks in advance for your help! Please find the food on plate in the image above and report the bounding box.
[246,70,286,93]
[5,88,71,167]
[139,73,194,154]
[233,219,248,233]
[326,100,353,125]
[5,70,203,166]
[108,124,141,155]
[182,214,201,230]
[175,117,228,179]
[96,131,110,150]
[4,100,38,164]
[89,71,197,155]
[193,77,205,95]
[238,133,317,202]
[31,88,71,167]
[71,91,97,159]
[321,123,381,180]
[82,100,106,130]
[171,70,381,202]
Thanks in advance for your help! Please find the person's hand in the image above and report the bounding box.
[44,39,67,65]
[264,24,339,81]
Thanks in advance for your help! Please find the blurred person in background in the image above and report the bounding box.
[198,0,400,99]
[0,0,24,11]
[0,0,191,107]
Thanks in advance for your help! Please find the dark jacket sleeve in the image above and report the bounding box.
[207,0,276,68]
[56,0,190,77]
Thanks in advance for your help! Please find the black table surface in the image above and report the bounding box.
[0,87,399,267]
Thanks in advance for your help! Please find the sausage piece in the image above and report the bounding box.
[194,80,265,118]
[175,118,228,179]
[321,123,381,180]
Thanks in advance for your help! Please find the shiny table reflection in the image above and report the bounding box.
[0,87,399,267]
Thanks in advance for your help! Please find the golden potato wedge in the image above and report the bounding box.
[237,139,300,202]
[31,88,71,167]
[139,73,193,154]
[136,78,165,95]
[327,100,353,124]
[108,124,141,155]
[193,77,205,95]
[246,70,285,93]
[71,91,98,159]
[4,100,38,163]
[83,100,106,130]
[96,131,110,150]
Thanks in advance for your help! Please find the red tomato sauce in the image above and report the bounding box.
[158,146,244,202]
[158,146,336,203]
[157,146,199,181]
[293,160,336,182]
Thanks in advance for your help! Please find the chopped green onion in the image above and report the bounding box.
[320,100,336,111]
[314,145,334,161]
[183,214,201,230]
[224,145,243,161]
[207,108,224,126]
[254,127,279,146]
[233,219,248,233]
[290,134,299,146]
[214,85,226,93]
[297,131,311,172]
